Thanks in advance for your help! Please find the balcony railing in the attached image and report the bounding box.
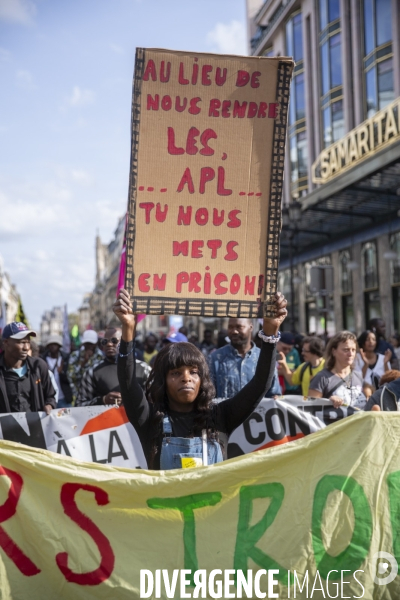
[254,0,274,24]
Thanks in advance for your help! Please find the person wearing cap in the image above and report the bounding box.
[0,322,56,414]
[76,325,150,406]
[162,331,188,346]
[199,329,216,358]
[41,334,73,408]
[143,333,159,365]
[276,332,301,394]
[67,330,104,404]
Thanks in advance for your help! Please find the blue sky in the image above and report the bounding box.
[0,0,247,328]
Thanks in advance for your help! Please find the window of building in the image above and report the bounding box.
[389,233,400,286]
[339,250,355,331]
[389,232,400,331]
[320,0,340,30]
[305,256,334,335]
[362,241,380,324]
[340,250,352,294]
[362,241,378,290]
[278,268,299,331]
[319,1,344,148]
[286,11,308,199]
[363,0,393,118]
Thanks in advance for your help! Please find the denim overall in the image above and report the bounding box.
[159,415,223,470]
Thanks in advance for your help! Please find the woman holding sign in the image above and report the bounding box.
[113,289,287,470]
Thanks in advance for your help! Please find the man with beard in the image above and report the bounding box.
[208,317,281,399]
[76,326,150,406]
[0,322,56,413]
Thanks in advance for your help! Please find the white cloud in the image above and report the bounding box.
[0,47,11,62]
[16,69,35,89]
[206,20,247,55]
[0,184,71,237]
[0,172,123,327]
[67,85,95,107]
[0,0,36,25]
[71,169,92,185]
[52,165,93,186]
[109,42,124,55]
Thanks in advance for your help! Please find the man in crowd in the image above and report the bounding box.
[67,329,104,403]
[42,335,73,408]
[143,333,158,365]
[199,329,215,358]
[0,322,56,413]
[278,336,325,396]
[368,317,398,368]
[76,325,150,406]
[162,331,188,347]
[208,317,281,399]
[276,332,301,394]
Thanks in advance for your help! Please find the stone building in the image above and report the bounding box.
[88,216,126,331]
[0,254,20,328]
[78,293,91,333]
[247,0,400,335]
[83,216,165,338]
[40,306,63,343]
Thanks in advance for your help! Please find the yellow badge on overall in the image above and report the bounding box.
[181,457,203,468]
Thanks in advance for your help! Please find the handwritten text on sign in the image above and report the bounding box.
[127,49,293,315]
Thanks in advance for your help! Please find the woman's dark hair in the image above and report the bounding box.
[357,330,376,351]
[302,336,324,357]
[145,342,216,467]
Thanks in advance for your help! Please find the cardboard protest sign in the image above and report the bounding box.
[0,406,147,469]
[227,396,357,458]
[126,49,294,317]
[0,413,398,598]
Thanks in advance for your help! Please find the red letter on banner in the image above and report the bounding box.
[0,466,40,576]
[56,483,115,585]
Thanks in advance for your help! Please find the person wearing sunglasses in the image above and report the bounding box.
[76,326,150,406]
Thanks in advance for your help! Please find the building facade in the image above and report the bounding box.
[247,0,400,335]
[40,306,64,343]
[87,216,126,331]
[82,216,166,338]
[0,254,20,329]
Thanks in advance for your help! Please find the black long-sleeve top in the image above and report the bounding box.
[118,340,276,469]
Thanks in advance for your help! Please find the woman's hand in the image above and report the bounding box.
[384,348,392,365]
[262,292,288,336]
[277,350,293,380]
[113,288,137,341]
[330,395,344,408]
[277,351,287,366]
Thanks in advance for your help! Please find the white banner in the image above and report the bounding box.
[227,396,358,458]
[0,397,357,467]
[0,406,147,469]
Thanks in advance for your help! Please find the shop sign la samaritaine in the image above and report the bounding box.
[312,96,400,185]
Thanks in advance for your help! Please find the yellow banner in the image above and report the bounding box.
[0,413,399,599]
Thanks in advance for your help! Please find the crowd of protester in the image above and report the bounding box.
[0,304,400,468]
